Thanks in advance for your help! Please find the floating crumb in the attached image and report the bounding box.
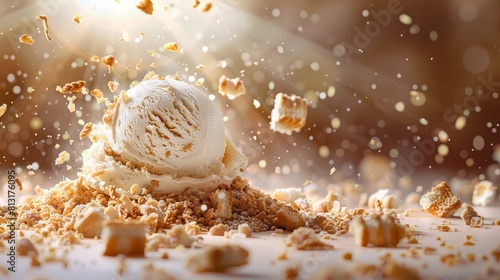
[218,75,246,100]
[270,92,308,135]
[196,64,204,70]
[56,80,86,94]
[73,13,82,23]
[494,219,500,225]
[90,55,100,62]
[19,34,34,45]
[90,89,107,103]
[0,104,6,117]
[186,244,249,272]
[150,50,157,56]
[55,151,70,165]
[108,81,119,93]
[193,0,200,9]
[30,253,42,267]
[164,42,179,52]
[67,95,77,112]
[472,180,497,206]
[15,178,23,191]
[136,0,154,14]
[36,15,53,42]
[201,2,212,12]
[101,55,115,72]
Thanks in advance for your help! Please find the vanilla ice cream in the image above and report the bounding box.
[81,72,248,193]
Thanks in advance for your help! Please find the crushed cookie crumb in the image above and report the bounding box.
[57,80,86,94]
[19,34,34,45]
[136,0,154,14]
[36,15,53,42]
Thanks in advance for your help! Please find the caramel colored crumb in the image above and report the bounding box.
[80,122,93,139]
[164,42,180,52]
[101,55,115,72]
[494,219,500,226]
[201,2,212,12]
[17,238,38,256]
[56,80,86,94]
[108,81,119,93]
[36,15,53,42]
[0,104,7,117]
[342,252,353,260]
[218,75,246,100]
[286,227,333,250]
[73,13,82,23]
[55,151,70,165]
[186,244,249,272]
[137,0,154,14]
[19,34,34,45]
[208,224,228,236]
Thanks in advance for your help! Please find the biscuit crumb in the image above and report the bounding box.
[348,213,408,247]
[186,244,249,272]
[19,34,34,45]
[185,222,201,236]
[30,253,42,267]
[136,0,154,14]
[55,151,70,165]
[36,15,53,42]
[164,42,180,52]
[102,221,147,256]
[218,75,246,100]
[208,224,228,236]
[101,55,115,72]
[79,122,93,139]
[17,238,38,256]
[420,181,462,218]
[200,2,212,12]
[73,13,82,23]
[108,81,119,93]
[0,104,7,117]
[270,92,308,135]
[342,252,353,260]
[238,223,252,238]
[273,205,306,231]
[494,219,500,225]
[286,227,333,250]
[461,204,481,226]
[277,250,287,260]
[74,206,105,238]
[57,80,86,94]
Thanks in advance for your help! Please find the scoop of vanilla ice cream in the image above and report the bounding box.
[81,73,248,193]
[110,77,226,172]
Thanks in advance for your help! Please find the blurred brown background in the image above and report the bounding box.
[1,0,499,199]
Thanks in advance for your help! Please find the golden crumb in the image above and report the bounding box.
[164,42,180,52]
[201,2,212,12]
[19,34,34,45]
[91,55,100,62]
[101,55,115,72]
[56,80,86,94]
[79,122,93,139]
[218,75,246,100]
[342,252,353,260]
[286,227,333,250]
[277,250,287,260]
[193,0,200,9]
[470,216,483,228]
[208,224,228,236]
[270,92,308,135]
[17,238,38,256]
[494,219,500,225]
[196,64,204,70]
[137,0,154,14]
[161,252,169,259]
[30,253,42,267]
[186,244,249,272]
[150,50,157,56]
[461,204,481,226]
[238,223,252,238]
[36,15,53,42]
[462,240,475,246]
[0,104,7,117]
[67,95,76,113]
[185,222,201,236]
[73,13,82,23]
[102,221,147,257]
[348,214,408,247]
[55,151,70,165]
[420,181,461,218]
[108,81,119,93]
[74,206,104,238]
